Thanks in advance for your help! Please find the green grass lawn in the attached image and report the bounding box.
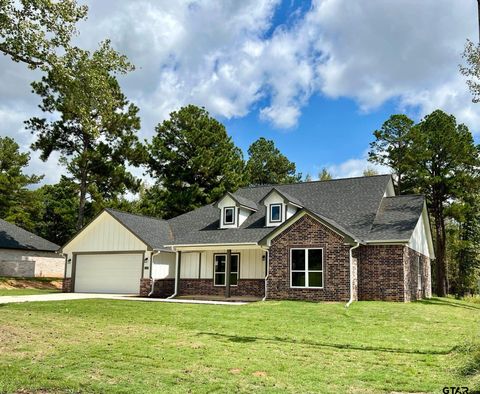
[0,298,478,393]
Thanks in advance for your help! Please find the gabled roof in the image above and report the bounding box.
[167,175,395,245]
[259,187,303,207]
[0,219,59,252]
[105,209,173,250]
[366,195,425,241]
[219,192,258,211]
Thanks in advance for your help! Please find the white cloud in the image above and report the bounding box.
[324,151,390,179]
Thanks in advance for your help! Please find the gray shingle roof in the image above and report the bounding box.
[105,209,173,250]
[0,219,59,252]
[366,195,425,241]
[223,192,258,211]
[168,175,406,245]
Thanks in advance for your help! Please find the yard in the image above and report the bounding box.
[0,277,61,296]
[0,298,478,393]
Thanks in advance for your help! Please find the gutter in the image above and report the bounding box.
[167,250,180,299]
[148,250,162,297]
[261,251,269,301]
[345,242,360,308]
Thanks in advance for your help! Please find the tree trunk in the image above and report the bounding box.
[433,201,447,297]
[76,169,88,231]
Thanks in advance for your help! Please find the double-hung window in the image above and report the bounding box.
[223,207,235,225]
[290,248,323,288]
[270,203,282,222]
[214,254,239,286]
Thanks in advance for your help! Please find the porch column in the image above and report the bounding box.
[225,249,231,298]
[175,251,182,296]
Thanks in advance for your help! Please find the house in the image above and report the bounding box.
[61,175,434,302]
[0,219,64,278]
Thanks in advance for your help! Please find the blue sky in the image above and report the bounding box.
[0,0,478,183]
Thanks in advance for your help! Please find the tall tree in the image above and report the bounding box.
[363,167,379,177]
[318,168,332,181]
[0,136,43,229]
[245,137,301,185]
[26,41,144,230]
[405,110,480,296]
[368,114,414,193]
[147,105,245,219]
[0,0,87,68]
[34,176,79,245]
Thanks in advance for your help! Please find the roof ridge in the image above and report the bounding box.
[237,173,392,190]
[383,194,425,199]
[105,208,168,222]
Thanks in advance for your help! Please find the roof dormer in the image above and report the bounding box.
[216,192,257,229]
[260,188,303,227]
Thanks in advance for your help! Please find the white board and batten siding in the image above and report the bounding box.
[408,207,435,259]
[63,211,149,278]
[152,252,176,279]
[178,249,265,280]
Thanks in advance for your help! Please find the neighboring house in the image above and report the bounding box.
[0,219,64,278]
[61,175,434,302]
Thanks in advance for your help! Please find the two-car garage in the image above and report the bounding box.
[73,253,143,294]
[61,209,174,295]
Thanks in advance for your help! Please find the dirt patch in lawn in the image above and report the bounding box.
[0,278,62,290]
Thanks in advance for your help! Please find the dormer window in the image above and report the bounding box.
[270,204,282,223]
[223,207,235,225]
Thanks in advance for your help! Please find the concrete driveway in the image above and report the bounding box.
[0,293,248,305]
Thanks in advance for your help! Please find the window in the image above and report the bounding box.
[417,256,422,290]
[270,203,282,222]
[290,248,323,288]
[214,254,239,286]
[223,207,235,225]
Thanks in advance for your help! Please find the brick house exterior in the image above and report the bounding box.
[62,175,434,302]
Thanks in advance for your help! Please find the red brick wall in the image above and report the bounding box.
[267,214,351,301]
[140,278,175,297]
[62,278,72,293]
[179,279,265,298]
[403,247,431,301]
[356,245,405,301]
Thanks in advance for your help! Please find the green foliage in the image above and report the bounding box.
[368,114,414,193]
[147,105,245,219]
[0,136,43,230]
[461,39,480,103]
[318,167,332,181]
[362,167,379,177]
[0,0,87,68]
[245,137,301,185]
[33,176,79,245]
[26,41,145,229]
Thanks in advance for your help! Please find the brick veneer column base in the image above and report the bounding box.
[62,278,73,292]
[139,278,175,298]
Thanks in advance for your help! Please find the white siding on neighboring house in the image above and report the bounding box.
[408,208,433,258]
[152,252,175,279]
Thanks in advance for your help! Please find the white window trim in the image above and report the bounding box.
[417,255,422,290]
[213,253,239,287]
[270,203,282,223]
[290,247,324,289]
[223,206,236,225]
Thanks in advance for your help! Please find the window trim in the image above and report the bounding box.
[213,253,240,287]
[223,206,236,225]
[290,247,324,289]
[270,203,283,223]
[417,255,422,290]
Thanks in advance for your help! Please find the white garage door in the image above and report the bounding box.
[74,253,142,294]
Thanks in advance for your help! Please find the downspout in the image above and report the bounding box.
[262,250,269,301]
[345,242,360,308]
[148,250,161,297]
[167,250,180,299]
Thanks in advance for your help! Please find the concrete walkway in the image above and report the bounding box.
[0,293,249,305]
